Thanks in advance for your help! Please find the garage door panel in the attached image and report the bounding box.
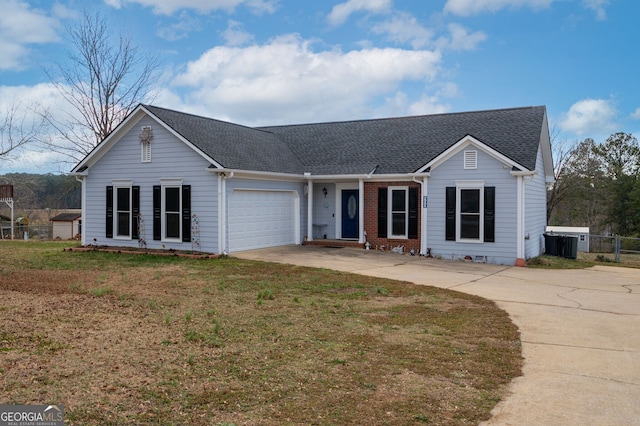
[229,190,296,252]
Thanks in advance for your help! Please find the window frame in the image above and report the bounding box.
[388,186,409,239]
[112,180,132,240]
[161,179,183,242]
[456,181,484,243]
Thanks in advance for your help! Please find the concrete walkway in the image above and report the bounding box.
[234,245,640,425]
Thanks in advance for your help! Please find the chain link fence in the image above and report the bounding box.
[586,235,640,266]
[2,225,54,240]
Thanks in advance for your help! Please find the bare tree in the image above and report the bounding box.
[546,127,576,220]
[44,10,159,163]
[0,101,47,163]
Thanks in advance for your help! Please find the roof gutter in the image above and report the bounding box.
[210,167,429,182]
[208,167,304,181]
[409,172,431,179]
[510,170,537,177]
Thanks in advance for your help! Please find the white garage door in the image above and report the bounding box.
[228,190,297,252]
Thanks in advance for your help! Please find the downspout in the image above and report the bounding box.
[413,175,427,256]
[358,178,365,243]
[75,175,86,246]
[305,173,313,242]
[217,173,225,254]
[516,175,525,266]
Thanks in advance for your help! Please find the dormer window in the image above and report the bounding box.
[140,126,152,162]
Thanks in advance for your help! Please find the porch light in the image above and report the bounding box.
[322,187,328,197]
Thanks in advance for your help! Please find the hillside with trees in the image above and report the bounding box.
[0,173,80,224]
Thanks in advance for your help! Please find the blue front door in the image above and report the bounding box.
[341,190,359,239]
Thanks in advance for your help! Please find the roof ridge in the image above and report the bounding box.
[142,104,276,135]
[257,105,546,129]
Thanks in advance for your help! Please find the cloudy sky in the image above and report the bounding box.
[1,0,638,173]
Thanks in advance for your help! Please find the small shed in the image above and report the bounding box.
[546,226,589,252]
[50,212,82,240]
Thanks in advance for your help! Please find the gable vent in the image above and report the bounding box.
[140,126,153,163]
[464,150,477,170]
[140,126,153,144]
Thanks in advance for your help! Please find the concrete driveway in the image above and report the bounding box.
[234,245,640,426]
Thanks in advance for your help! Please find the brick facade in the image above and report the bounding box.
[363,181,421,254]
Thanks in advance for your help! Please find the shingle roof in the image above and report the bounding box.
[50,212,81,222]
[144,105,304,174]
[143,104,546,175]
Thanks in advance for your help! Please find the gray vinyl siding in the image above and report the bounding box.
[427,148,519,265]
[524,143,547,258]
[312,183,336,239]
[224,177,308,250]
[83,116,219,252]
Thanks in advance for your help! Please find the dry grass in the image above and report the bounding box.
[0,241,522,425]
[527,252,640,269]
[579,252,640,268]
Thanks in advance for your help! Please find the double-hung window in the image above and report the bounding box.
[459,188,481,240]
[164,185,181,240]
[389,187,409,238]
[106,181,139,240]
[116,186,132,238]
[446,182,495,243]
[377,186,419,240]
[153,180,191,243]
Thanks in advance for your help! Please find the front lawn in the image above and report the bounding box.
[0,241,521,425]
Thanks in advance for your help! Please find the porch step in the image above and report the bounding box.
[303,239,364,249]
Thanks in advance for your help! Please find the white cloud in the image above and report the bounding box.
[444,0,610,18]
[327,0,392,26]
[630,108,640,120]
[582,0,609,20]
[0,0,61,70]
[444,0,555,16]
[156,12,202,41]
[104,0,278,15]
[170,34,445,125]
[0,83,61,116]
[374,92,450,118]
[559,99,616,136]
[370,12,434,49]
[437,23,487,51]
[0,83,71,173]
[369,13,485,51]
[221,20,255,46]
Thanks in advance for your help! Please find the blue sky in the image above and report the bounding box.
[1,0,638,173]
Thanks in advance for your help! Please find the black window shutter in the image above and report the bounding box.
[182,185,191,242]
[377,187,387,238]
[445,187,456,241]
[106,186,113,238]
[408,187,418,239]
[153,185,161,240]
[132,186,140,239]
[484,187,495,243]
